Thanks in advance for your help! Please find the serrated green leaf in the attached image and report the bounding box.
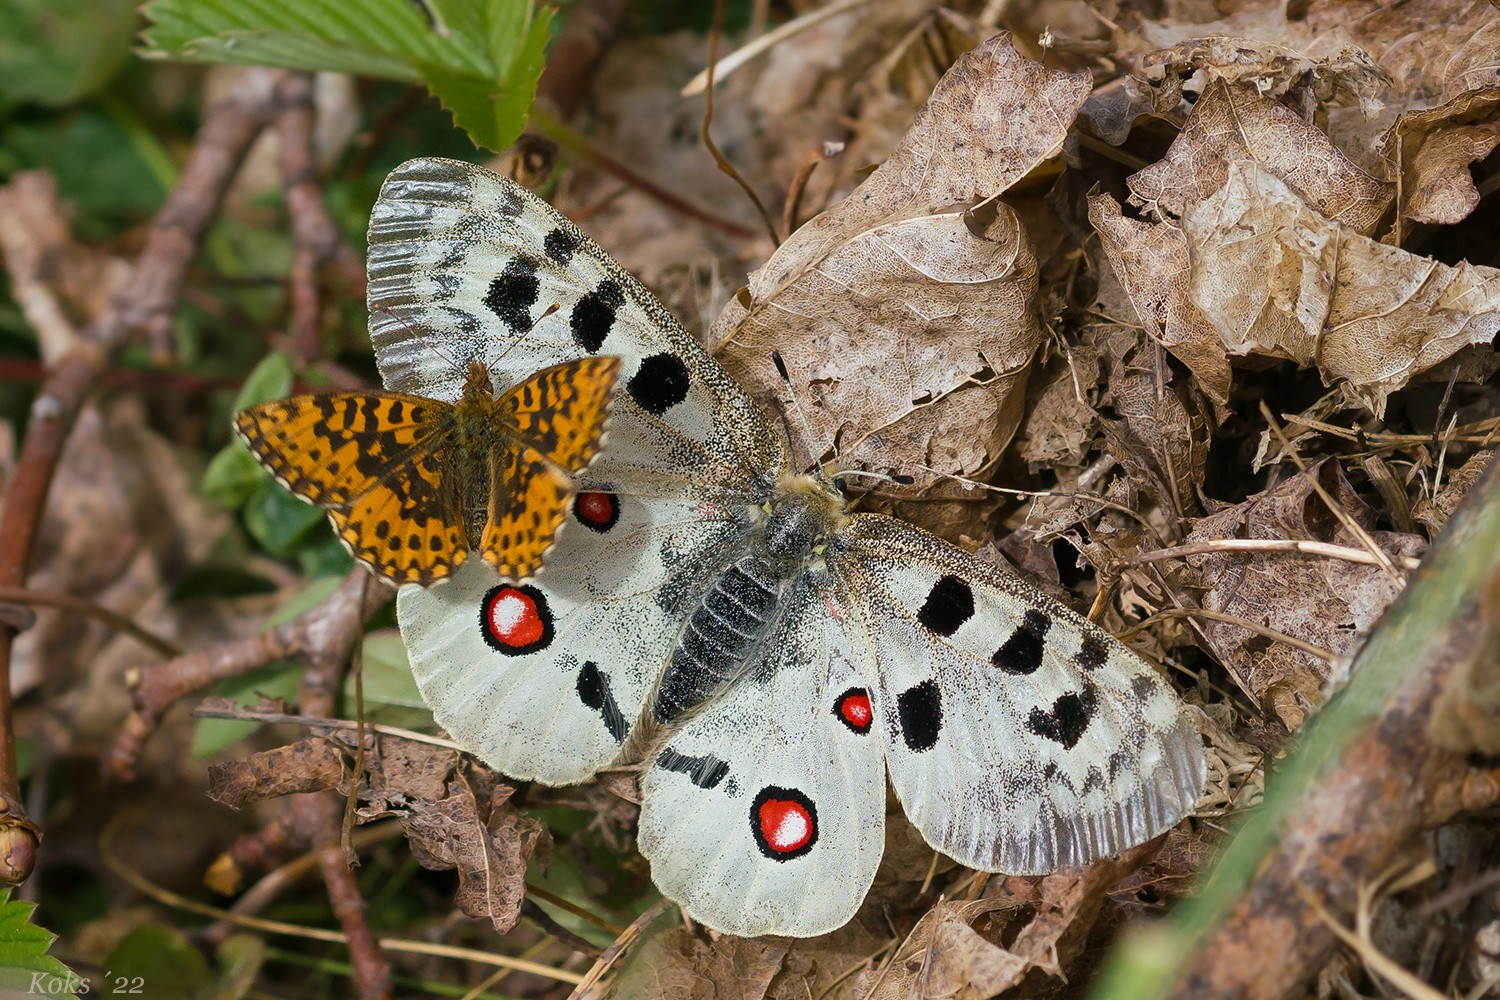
[0,889,79,997]
[140,0,552,152]
[104,924,213,1000]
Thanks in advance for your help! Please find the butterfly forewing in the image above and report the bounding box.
[366,157,783,496]
[495,356,620,473]
[234,392,449,507]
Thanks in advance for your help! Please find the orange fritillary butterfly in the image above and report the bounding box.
[234,356,620,587]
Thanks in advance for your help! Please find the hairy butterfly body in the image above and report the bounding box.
[375,158,1205,936]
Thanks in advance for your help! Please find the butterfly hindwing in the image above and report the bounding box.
[366,158,783,497]
[833,515,1205,873]
[400,490,751,784]
[329,446,468,586]
[637,582,885,937]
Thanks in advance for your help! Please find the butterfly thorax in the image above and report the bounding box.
[451,361,506,544]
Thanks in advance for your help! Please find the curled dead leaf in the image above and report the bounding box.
[714,33,1091,484]
[1379,87,1500,229]
[1127,78,1393,233]
[1182,162,1500,416]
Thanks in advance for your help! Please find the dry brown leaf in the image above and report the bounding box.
[864,899,1026,1000]
[206,737,349,811]
[1132,31,1390,119]
[713,33,1090,483]
[1088,194,1234,405]
[1126,78,1393,233]
[393,770,549,934]
[607,920,789,1000]
[1413,450,1494,533]
[1182,162,1500,416]
[1180,460,1425,729]
[1017,349,1100,468]
[1379,87,1500,229]
[357,742,550,935]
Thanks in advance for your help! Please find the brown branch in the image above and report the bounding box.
[290,570,392,1000]
[534,0,630,120]
[0,587,182,658]
[701,0,780,246]
[0,68,286,883]
[276,72,366,362]
[105,569,393,781]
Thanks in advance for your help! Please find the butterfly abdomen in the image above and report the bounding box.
[651,555,782,724]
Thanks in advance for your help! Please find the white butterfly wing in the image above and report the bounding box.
[366,157,782,496]
[636,582,885,937]
[833,515,1205,873]
[401,491,752,784]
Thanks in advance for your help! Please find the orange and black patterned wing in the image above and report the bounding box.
[234,393,468,587]
[479,443,573,581]
[325,444,469,586]
[495,357,620,474]
[234,393,449,506]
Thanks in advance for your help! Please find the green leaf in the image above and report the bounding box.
[242,478,325,556]
[202,442,269,509]
[350,629,424,709]
[0,0,137,105]
[0,888,80,997]
[140,0,554,151]
[191,662,302,758]
[234,350,295,413]
[103,924,213,1000]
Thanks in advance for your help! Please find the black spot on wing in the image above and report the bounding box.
[917,575,974,637]
[992,608,1051,675]
[1027,687,1097,750]
[1076,632,1109,671]
[571,279,625,353]
[544,227,581,265]
[575,661,628,743]
[656,747,729,789]
[484,256,540,333]
[627,352,690,415]
[896,679,942,752]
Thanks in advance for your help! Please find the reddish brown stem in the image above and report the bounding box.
[276,72,365,362]
[0,70,285,882]
[106,571,393,781]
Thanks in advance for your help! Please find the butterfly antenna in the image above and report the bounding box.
[770,351,825,473]
[373,307,467,379]
[485,302,560,372]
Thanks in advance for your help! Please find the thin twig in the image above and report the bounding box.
[1125,539,1421,572]
[0,69,285,882]
[1260,403,1402,584]
[701,0,780,246]
[680,0,875,96]
[1295,881,1447,1000]
[566,897,673,999]
[783,141,843,237]
[99,814,585,985]
[526,882,626,934]
[190,705,462,751]
[0,586,182,658]
[528,109,757,238]
[1120,607,1344,665]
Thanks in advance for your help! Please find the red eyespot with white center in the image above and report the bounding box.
[833,687,873,734]
[480,584,554,656]
[750,786,818,861]
[573,491,619,533]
